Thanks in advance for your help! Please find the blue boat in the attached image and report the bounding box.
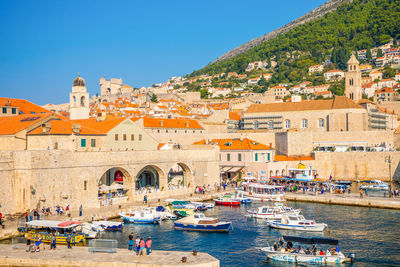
[174,213,232,232]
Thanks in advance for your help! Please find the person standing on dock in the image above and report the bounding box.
[146,237,152,255]
[128,232,134,250]
[50,233,56,250]
[143,195,148,204]
[135,236,140,255]
[67,233,72,249]
[139,238,145,256]
[79,204,83,217]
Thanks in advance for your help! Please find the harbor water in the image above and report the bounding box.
[101,201,400,267]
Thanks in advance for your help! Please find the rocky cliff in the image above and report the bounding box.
[213,0,353,64]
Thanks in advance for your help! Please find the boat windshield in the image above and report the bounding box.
[194,214,205,219]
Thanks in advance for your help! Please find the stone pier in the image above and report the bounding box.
[0,245,219,267]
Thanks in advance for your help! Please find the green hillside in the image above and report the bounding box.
[189,0,400,82]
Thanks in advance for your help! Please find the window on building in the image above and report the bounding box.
[255,153,258,161]
[11,108,16,114]
[84,181,87,191]
[115,134,118,141]
[318,118,325,128]
[81,139,86,147]
[175,130,177,133]
[268,121,274,129]
[131,134,134,141]
[301,119,308,128]
[123,134,127,141]
[54,142,58,150]
[185,130,187,133]
[254,120,259,129]
[193,130,195,133]
[139,134,142,141]
[91,139,96,147]
[157,129,160,133]
[2,107,6,114]
[238,153,242,161]
[227,153,231,161]
[267,153,270,161]
[285,120,291,129]
[166,130,168,133]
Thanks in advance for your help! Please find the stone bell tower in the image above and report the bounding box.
[345,53,362,102]
[70,75,90,120]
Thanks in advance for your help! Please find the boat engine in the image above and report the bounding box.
[348,253,356,262]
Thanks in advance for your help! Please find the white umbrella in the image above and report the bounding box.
[99,184,111,193]
[110,183,126,191]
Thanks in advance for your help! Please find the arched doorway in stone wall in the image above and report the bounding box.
[135,165,164,194]
[167,163,192,190]
[98,167,131,206]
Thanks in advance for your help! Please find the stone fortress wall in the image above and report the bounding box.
[0,148,220,214]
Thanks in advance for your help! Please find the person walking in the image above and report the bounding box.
[67,233,72,249]
[50,233,56,250]
[79,205,83,217]
[143,195,148,204]
[25,210,28,222]
[66,205,70,217]
[135,236,140,255]
[35,234,42,252]
[29,210,33,221]
[146,237,152,255]
[0,212,3,227]
[128,232,134,250]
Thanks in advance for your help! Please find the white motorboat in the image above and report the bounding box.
[144,206,176,220]
[81,223,101,238]
[174,213,232,232]
[261,235,354,264]
[191,202,215,209]
[360,180,390,191]
[267,214,327,232]
[247,204,300,219]
[119,209,161,224]
[238,183,285,202]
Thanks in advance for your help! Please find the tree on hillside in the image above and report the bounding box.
[366,49,372,61]
[329,81,345,96]
[150,93,158,103]
[377,49,383,58]
[331,47,350,70]
[383,66,396,79]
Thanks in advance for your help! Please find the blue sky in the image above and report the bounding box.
[0,0,326,105]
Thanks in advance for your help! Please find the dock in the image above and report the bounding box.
[0,245,219,267]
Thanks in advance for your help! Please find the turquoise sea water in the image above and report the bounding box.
[101,201,400,267]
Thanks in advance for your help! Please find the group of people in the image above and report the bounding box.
[194,184,211,194]
[128,232,152,256]
[24,205,83,222]
[273,239,340,256]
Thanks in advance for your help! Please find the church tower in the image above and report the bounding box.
[345,53,362,102]
[70,75,90,120]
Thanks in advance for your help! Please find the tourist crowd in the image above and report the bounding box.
[128,232,152,256]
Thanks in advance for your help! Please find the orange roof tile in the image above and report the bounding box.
[0,113,53,135]
[375,88,395,94]
[0,97,50,115]
[245,96,362,113]
[141,117,203,129]
[193,138,273,150]
[28,118,105,135]
[71,117,127,133]
[229,111,241,121]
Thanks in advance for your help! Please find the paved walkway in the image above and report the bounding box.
[0,244,219,267]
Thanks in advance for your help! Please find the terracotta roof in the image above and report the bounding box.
[142,117,203,129]
[325,69,344,73]
[245,96,362,113]
[71,117,127,133]
[375,88,395,94]
[0,113,53,135]
[193,138,273,150]
[28,118,105,135]
[0,97,50,115]
[229,111,241,121]
[274,155,314,161]
[358,99,373,104]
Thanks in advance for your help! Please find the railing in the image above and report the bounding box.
[12,236,27,249]
[88,239,117,253]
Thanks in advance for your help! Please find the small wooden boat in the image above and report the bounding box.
[267,214,327,232]
[261,235,354,263]
[24,220,86,245]
[174,213,232,232]
[119,210,160,224]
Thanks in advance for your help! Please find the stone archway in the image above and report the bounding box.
[98,167,132,206]
[135,165,165,193]
[167,163,193,190]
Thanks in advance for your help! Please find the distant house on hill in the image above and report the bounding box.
[324,69,345,81]
[308,64,324,74]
